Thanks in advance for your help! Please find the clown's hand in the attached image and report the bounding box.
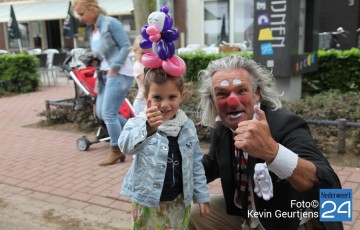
[254,163,273,201]
[199,203,211,217]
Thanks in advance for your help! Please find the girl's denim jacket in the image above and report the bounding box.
[119,117,210,208]
[92,13,130,72]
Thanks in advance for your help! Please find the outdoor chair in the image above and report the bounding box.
[43,49,59,84]
[201,46,220,54]
[52,52,69,83]
[35,53,54,86]
[26,48,42,55]
[0,50,9,55]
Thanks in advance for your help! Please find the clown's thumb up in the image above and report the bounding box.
[254,104,266,121]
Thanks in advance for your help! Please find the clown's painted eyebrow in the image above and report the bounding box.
[233,79,241,85]
[216,79,242,88]
[219,80,229,87]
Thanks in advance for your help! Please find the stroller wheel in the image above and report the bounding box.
[76,136,90,151]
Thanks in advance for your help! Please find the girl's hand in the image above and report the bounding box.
[199,203,211,217]
[107,68,117,76]
[145,99,163,135]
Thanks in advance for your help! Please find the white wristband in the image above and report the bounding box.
[267,144,298,179]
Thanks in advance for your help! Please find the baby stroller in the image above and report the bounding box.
[63,52,135,151]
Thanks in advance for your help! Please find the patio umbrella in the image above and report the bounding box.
[218,14,227,45]
[7,5,22,51]
[63,1,78,48]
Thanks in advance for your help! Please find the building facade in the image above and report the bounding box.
[1,0,359,52]
[184,0,360,50]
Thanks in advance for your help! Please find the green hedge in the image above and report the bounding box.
[0,53,40,94]
[302,48,360,96]
[1,48,358,98]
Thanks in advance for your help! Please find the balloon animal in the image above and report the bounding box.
[140,5,186,77]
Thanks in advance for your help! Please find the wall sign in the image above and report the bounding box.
[253,0,318,77]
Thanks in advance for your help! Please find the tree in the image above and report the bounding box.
[132,0,156,32]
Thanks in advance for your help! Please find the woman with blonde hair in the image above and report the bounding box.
[72,0,133,166]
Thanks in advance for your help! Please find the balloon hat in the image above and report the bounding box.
[139,5,186,77]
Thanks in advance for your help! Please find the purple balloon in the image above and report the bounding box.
[141,26,149,40]
[162,16,173,31]
[161,29,179,42]
[160,5,169,14]
[140,5,179,60]
[157,39,175,60]
[139,39,152,49]
[167,42,175,58]
[159,5,173,31]
[156,40,168,60]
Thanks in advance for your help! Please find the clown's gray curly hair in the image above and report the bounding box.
[198,55,283,128]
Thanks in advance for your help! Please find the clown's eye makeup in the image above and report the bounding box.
[215,91,228,99]
[238,88,247,95]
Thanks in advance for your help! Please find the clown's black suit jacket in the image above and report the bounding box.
[203,105,343,230]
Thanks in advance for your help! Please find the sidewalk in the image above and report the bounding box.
[0,76,358,229]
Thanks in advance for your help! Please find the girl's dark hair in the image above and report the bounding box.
[143,68,184,98]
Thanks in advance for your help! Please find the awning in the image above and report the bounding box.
[0,0,133,23]
[100,0,134,16]
[0,1,68,23]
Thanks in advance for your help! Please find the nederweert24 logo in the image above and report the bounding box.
[320,189,352,222]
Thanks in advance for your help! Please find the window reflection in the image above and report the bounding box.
[204,0,254,48]
[76,25,91,48]
[31,22,42,49]
[234,0,253,48]
[204,0,229,46]
[9,22,30,50]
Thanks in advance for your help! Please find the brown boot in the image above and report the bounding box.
[98,146,126,166]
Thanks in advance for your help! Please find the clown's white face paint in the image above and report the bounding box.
[218,79,241,87]
[233,79,242,85]
[219,80,229,87]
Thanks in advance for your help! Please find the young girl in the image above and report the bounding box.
[131,35,152,115]
[119,67,211,229]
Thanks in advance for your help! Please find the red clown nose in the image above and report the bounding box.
[227,94,240,107]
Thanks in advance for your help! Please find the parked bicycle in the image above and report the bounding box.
[318,27,349,50]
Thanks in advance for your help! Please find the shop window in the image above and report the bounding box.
[234,0,254,48]
[204,0,254,48]
[8,22,30,50]
[30,21,42,49]
[76,24,91,49]
[204,0,229,46]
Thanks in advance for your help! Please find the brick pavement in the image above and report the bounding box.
[0,76,358,229]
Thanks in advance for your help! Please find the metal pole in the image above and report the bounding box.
[17,39,22,52]
[337,118,347,154]
[73,37,77,49]
[45,100,51,120]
